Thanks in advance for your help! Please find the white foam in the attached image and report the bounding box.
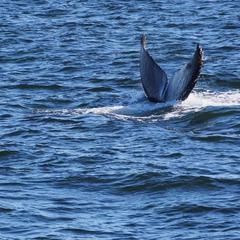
[164,90,240,120]
[75,106,124,115]
[38,90,240,121]
[183,90,240,108]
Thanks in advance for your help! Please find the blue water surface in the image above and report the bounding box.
[0,0,240,239]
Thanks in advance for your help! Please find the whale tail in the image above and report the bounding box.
[140,35,168,102]
[140,34,203,102]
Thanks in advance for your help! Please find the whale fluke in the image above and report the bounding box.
[140,34,203,102]
[140,35,168,102]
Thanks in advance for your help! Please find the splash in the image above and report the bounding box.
[37,90,240,121]
[183,90,240,108]
[164,90,240,120]
[77,90,240,121]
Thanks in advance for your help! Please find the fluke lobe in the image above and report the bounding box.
[140,35,203,102]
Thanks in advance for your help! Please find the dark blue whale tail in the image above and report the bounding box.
[140,34,203,102]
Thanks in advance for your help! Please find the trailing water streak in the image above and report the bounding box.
[37,91,240,122]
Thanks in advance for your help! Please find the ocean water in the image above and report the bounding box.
[0,0,240,239]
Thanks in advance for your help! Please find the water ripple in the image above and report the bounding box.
[1,0,240,239]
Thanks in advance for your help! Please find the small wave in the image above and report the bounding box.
[61,227,110,235]
[0,207,13,213]
[7,84,63,91]
[118,175,218,193]
[0,150,18,157]
[190,134,239,142]
[86,86,113,92]
[166,203,240,215]
[0,114,12,118]
[117,174,240,194]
